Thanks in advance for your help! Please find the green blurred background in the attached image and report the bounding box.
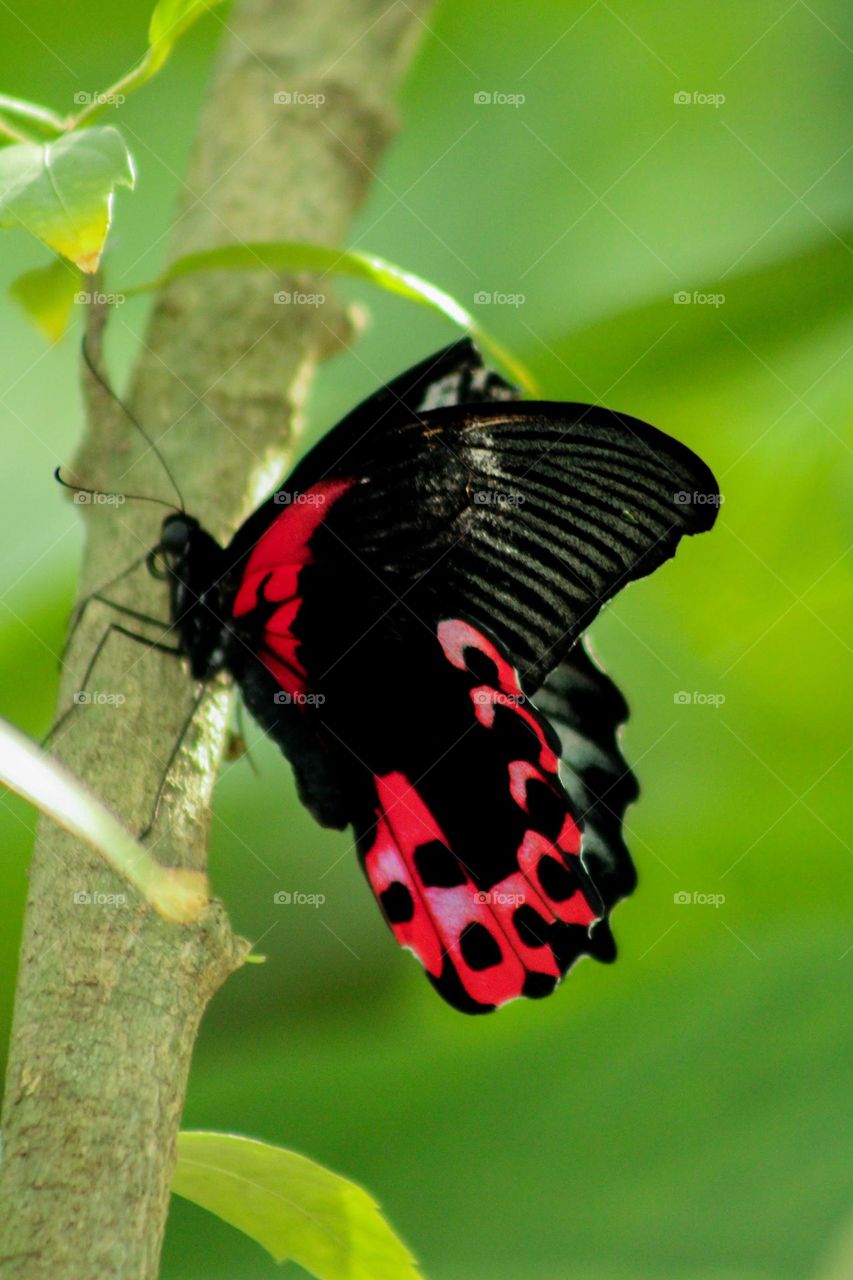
[1,2,851,1277]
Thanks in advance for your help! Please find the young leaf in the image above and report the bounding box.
[148,0,223,75]
[172,1131,422,1280]
[0,127,134,271]
[67,1,226,129]
[8,257,84,342]
[0,716,208,923]
[125,241,539,394]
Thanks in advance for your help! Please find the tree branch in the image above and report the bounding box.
[0,2,432,1275]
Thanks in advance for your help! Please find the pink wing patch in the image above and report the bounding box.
[360,619,602,1013]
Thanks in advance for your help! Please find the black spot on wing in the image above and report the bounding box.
[379,882,414,924]
[522,970,559,999]
[524,778,568,839]
[462,645,499,685]
[413,840,467,888]
[459,921,503,970]
[537,855,578,902]
[513,904,549,949]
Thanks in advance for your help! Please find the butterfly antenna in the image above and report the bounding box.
[81,335,186,513]
[54,466,179,513]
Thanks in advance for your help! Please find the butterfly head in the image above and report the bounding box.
[147,513,204,580]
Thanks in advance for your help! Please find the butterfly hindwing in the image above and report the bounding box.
[355,618,603,1013]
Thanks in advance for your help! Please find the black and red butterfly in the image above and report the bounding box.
[122,338,717,1013]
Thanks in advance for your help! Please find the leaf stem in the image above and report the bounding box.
[0,717,209,923]
[0,116,33,145]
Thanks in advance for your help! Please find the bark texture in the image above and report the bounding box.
[0,2,431,1275]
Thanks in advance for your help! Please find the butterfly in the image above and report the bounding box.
[142,338,718,1013]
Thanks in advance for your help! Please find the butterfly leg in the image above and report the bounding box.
[60,553,165,666]
[47,618,210,842]
[81,596,172,632]
[140,679,210,840]
[44,623,182,748]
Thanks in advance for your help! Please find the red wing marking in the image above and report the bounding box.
[363,772,543,1010]
[439,619,559,770]
[232,478,352,694]
[438,617,517,686]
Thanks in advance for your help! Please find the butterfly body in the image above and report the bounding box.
[148,339,719,1012]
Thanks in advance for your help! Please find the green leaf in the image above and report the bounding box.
[125,241,539,394]
[0,716,208,922]
[148,0,223,74]
[172,1131,422,1280]
[8,256,84,341]
[0,126,134,271]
